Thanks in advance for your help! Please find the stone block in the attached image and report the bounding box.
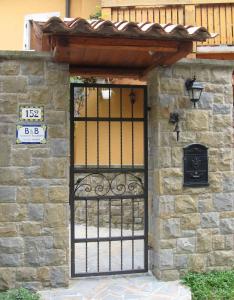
[28,75,44,85]
[29,86,53,106]
[44,204,68,227]
[160,270,180,281]
[213,235,225,250]
[41,158,67,178]
[0,223,18,237]
[208,251,234,266]
[0,237,24,254]
[0,61,20,75]
[158,196,174,217]
[37,267,50,283]
[160,78,184,94]
[21,61,44,75]
[0,168,24,185]
[223,174,234,192]
[46,111,67,124]
[220,218,234,234]
[159,249,174,268]
[24,236,53,266]
[2,76,27,93]
[50,266,69,287]
[31,187,48,203]
[224,235,233,250]
[51,139,68,157]
[175,254,188,269]
[11,149,32,167]
[213,115,232,132]
[20,222,41,236]
[0,94,17,114]
[188,254,206,272]
[181,213,200,230]
[197,229,212,252]
[175,195,197,214]
[160,239,176,249]
[213,104,231,115]
[177,238,195,253]
[211,69,231,84]
[171,147,182,167]
[198,194,213,212]
[201,213,220,228]
[197,92,213,109]
[16,267,37,282]
[185,110,209,131]
[53,86,69,110]
[158,147,171,168]
[46,70,69,85]
[0,187,16,202]
[0,204,27,222]
[0,254,23,267]
[0,137,11,167]
[28,204,44,221]
[48,186,69,203]
[0,268,16,291]
[161,218,181,238]
[48,125,67,138]
[213,193,233,211]
[17,187,31,203]
[160,168,183,195]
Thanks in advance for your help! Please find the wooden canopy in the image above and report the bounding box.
[30,17,216,78]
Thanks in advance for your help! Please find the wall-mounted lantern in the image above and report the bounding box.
[129,89,136,104]
[101,88,113,100]
[185,76,204,108]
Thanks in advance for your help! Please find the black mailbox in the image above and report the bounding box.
[183,144,209,187]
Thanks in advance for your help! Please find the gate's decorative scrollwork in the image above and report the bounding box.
[74,173,144,197]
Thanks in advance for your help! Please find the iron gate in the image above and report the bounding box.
[70,83,148,277]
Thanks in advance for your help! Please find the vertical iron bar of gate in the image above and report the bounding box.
[144,86,148,271]
[70,84,75,277]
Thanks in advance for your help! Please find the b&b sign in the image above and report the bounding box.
[16,125,47,144]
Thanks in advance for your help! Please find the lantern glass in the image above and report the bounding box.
[191,82,203,101]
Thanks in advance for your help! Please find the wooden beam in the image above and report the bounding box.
[102,0,234,7]
[54,36,179,50]
[69,65,144,78]
[196,52,234,60]
[159,41,193,65]
[141,41,193,78]
[56,39,178,53]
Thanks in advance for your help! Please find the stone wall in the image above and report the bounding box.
[0,52,70,290]
[148,59,234,281]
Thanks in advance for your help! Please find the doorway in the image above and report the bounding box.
[70,83,148,277]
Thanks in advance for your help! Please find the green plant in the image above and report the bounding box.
[182,270,234,300]
[89,6,102,19]
[0,288,40,300]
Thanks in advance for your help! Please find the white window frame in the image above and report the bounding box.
[23,12,60,50]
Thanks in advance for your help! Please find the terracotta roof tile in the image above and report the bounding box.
[34,17,217,42]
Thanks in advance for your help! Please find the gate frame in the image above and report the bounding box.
[69,83,148,277]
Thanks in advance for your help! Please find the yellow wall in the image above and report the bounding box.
[74,88,144,166]
[0,0,100,50]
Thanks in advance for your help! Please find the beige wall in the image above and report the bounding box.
[0,0,100,51]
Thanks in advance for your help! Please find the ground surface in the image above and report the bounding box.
[39,273,191,300]
[75,225,144,273]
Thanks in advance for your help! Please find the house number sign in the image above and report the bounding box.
[19,106,44,122]
[183,144,209,187]
[16,125,47,144]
